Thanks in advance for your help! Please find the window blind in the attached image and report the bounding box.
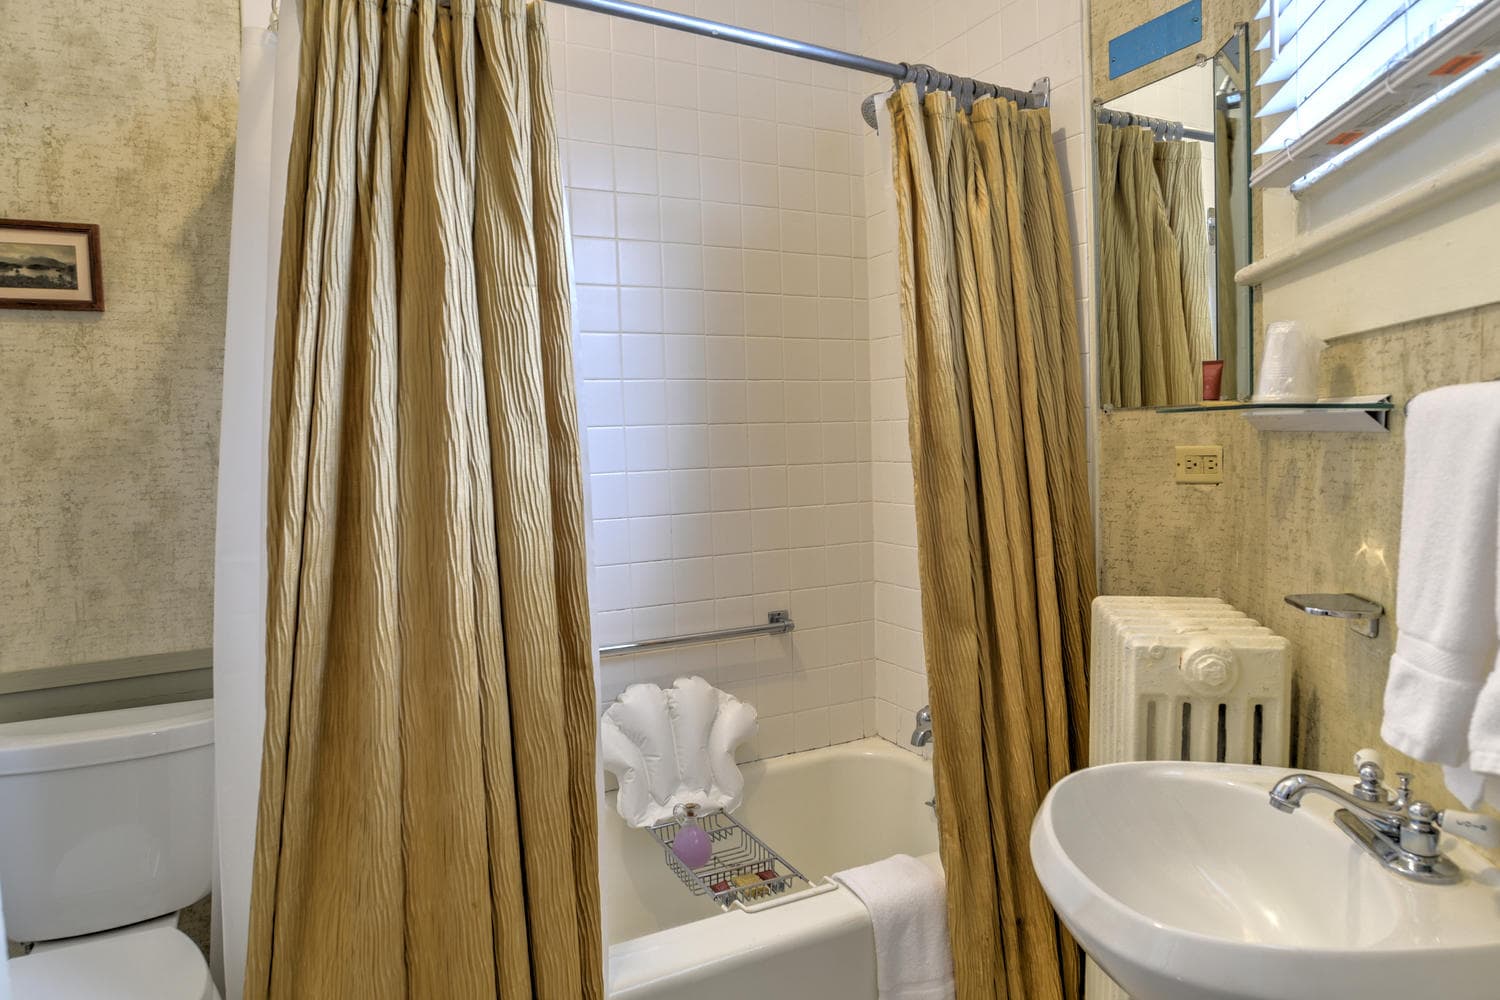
[1252,0,1500,186]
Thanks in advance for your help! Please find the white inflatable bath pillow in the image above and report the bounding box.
[600,676,758,829]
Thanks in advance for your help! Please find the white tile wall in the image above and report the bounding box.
[551,0,878,763]
[856,0,1094,749]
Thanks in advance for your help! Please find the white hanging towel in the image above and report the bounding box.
[599,676,757,828]
[1380,382,1500,807]
[833,854,955,1000]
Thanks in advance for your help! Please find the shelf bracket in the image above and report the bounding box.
[1242,395,1392,433]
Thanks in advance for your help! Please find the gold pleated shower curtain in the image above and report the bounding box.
[1095,125,1210,407]
[888,85,1095,1000]
[245,1,602,997]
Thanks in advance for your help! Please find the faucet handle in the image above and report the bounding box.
[1353,748,1387,802]
[1354,747,1385,778]
[1437,809,1500,850]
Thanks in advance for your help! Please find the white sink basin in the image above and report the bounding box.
[1030,761,1500,1000]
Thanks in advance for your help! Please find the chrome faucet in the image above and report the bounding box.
[1268,751,1498,885]
[911,705,933,748]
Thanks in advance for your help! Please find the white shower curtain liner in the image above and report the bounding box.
[211,6,300,998]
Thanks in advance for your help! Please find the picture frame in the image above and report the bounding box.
[0,219,104,312]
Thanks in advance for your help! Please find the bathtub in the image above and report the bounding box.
[602,737,940,1000]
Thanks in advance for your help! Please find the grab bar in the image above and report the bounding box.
[597,611,795,658]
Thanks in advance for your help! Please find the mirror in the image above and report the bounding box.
[1094,26,1254,409]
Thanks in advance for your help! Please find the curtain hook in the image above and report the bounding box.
[958,78,977,112]
[914,65,932,101]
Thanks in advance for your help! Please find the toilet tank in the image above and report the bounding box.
[0,699,214,943]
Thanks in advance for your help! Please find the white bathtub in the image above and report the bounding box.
[602,737,940,1000]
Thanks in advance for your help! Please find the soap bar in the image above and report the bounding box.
[730,872,771,900]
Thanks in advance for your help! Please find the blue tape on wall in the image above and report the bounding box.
[1108,0,1203,79]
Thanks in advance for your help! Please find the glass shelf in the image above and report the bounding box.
[1154,395,1394,432]
[1156,397,1394,414]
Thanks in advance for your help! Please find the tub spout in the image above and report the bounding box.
[911,705,933,747]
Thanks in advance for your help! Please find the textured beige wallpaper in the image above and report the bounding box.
[1098,305,1500,808]
[0,3,239,672]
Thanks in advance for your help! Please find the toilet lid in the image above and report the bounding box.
[9,927,217,1000]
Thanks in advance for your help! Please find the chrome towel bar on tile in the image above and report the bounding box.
[598,611,795,658]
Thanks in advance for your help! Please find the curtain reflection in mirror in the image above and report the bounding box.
[1096,125,1212,407]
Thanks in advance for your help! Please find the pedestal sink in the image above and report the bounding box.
[1030,762,1500,1000]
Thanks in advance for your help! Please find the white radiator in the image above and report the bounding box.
[1083,596,1291,1000]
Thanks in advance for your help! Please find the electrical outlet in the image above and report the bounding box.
[1175,445,1224,484]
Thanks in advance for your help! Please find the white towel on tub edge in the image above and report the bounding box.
[832,853,954,1000]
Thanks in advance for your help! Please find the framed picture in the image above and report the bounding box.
[0,219,104,311]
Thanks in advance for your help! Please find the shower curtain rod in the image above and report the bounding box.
[1095,106,1214,143]
[543,0,1051,114]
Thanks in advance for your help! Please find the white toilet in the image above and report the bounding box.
[0,699,220,999]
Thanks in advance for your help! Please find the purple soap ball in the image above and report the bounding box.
[672,824,713,869]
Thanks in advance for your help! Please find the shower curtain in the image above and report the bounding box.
[1095,125,1202,407]
[243,0,602,996]
[887,85,1095,1000]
